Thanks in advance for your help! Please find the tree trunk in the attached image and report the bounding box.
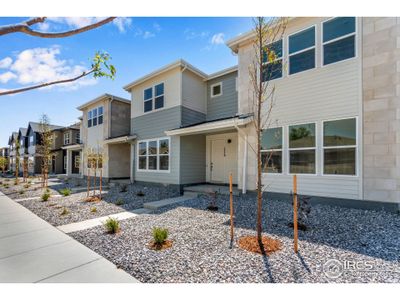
[99,168,102,201]
[87,167,90,198]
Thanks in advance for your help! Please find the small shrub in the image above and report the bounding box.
[104,217,120,234]
[24,184,30,189]
[60,188,71,197]
[60,207,69,216]
[90,207,97,213]
[46,188,50,193]
[119,184,128,193]
[14,180,18,186]
[4,178,9,181]
[136,191,145,197]
[153,227,168,245]
[115,198,124,206]
[41,192,51,201]
[4,184,9,189]
[19,190,25,194]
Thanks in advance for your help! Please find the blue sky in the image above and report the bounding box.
[0,17,254,146]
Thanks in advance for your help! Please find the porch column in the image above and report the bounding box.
[66,150,71,176]
[242,133,248,194]
[130,143,135,183]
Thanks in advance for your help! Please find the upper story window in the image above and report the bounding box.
[210,82,223,98]
[323,17,356,65]
[87,106,103,128]
[262,39,283,81]
[288,26,315,75]
[261,127,283,173]
[144,83,164,113]
[29,135,34,145]
[76,132,81,143]
[64,132,70,145]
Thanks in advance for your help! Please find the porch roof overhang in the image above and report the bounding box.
[103,135,137,145]
[165,114,253,136]
[61,143,83,151]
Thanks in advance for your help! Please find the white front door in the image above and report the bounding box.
[210,139,225,182]
[209,133,238,184]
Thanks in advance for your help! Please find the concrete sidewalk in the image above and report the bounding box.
[0,191,139,283]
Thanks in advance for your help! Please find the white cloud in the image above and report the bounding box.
[143,31,155,39]
[184,28,209,40]
[153,22,161,32]
[0,71,17,83]
[211,33,225,45]
[0,57,12,69]
[113,17,132,33]
[1,46,97,91]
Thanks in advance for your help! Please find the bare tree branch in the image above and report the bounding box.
[0,17,116,38]
[0,69,95,96]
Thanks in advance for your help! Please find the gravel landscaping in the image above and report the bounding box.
[0,177,60,199]
[18,191,125,226]
[102,183,180,210]
[70,194,400,283]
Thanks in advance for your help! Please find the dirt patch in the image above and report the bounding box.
[238,235,282,256]
[148,240,173,251]
[84,196,102,202]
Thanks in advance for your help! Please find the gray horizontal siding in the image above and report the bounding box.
[207,71,238,121]
[180,135,206,185]
[181,106,206,127]
[131,106,182,139]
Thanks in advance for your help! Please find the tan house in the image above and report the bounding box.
[77,94,133,182]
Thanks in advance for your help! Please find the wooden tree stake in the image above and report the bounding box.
[293,174,298,253]
[229,173,234,247]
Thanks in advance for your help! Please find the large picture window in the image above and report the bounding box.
[289,27,315,75]
[144,83,164,112]
[323,118,356,175]
[289,123,316,174]
[138,138,170,171]
[261,127,283,173]
[323,17,356,65]
[262,39,283,81]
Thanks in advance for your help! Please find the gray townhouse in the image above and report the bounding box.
[124,59,241,193]
[17,127,28,173]
[123,17,399,211]
[7,132,18,172]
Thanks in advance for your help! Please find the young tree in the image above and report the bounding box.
[22,156,28,183]
[15,138,20,184]
[241,17,287,249]
[37,114,52,188]
[0,157,7,175]
[0,17,117,96]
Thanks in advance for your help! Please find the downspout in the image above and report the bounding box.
[108,95,115,139]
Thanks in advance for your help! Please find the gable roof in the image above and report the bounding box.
[77,93,130,111]
[123,59,208,91]
[26,121,64,136]
[8,132,18,145]
[18,128,28,138]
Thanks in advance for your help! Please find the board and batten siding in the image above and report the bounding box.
[237,17,363,200]
[206,71,238,121]
[180,135,206,185]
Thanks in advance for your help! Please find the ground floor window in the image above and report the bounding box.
[138,137,170,171]
[261,127,282,173]
[288,123,316,174]
[323,118,357,175]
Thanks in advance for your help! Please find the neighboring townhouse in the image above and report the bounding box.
[124,59,242,192]
[51,123,81,175]
[224,17,399,209]
[0,147,9,171]
[7,132,18,172]
[77,94,132,181]
[17,127,28,172]
[26,122,63,174]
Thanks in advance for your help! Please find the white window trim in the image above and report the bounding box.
[137,137,170,173]
[262,39,284,82]
[287,25,316,76]
[321,17,357,68]
[210,82,223,98]
[143,82,165,113]
[322,117,358,177]
[261,126,283,175]
[287,122,317,176]
[64,132,70,145]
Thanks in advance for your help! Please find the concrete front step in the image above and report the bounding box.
[143,192,198,210]
[184,184,240,196]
